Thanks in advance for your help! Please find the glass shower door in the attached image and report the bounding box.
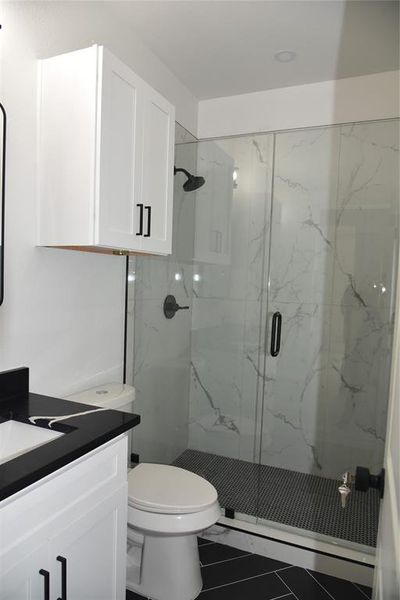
[130,119,398,547]
[175,134,274,520]
[258,120,399,548]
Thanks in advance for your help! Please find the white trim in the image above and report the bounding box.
[385,453,400,565]
[217,515,375,565]
[203,520,374,587]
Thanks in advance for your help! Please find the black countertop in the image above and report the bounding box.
[0,367,140,502]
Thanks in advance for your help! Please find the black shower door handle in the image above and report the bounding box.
[136,203,144,236]
[270,312,282,357]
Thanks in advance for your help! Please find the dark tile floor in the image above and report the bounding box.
[126,537,373,600]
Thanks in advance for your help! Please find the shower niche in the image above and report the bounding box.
[194,142,234,265]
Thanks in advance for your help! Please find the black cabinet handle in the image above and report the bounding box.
[270,311,282,357]
[136,203,144,236]
[144,205,152,237]
[56,556,67,600]
[39,569,50,600]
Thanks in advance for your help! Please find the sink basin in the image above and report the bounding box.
[0,419,64,465]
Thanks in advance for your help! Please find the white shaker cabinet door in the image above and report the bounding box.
[96,48,144,251]
[48,485,128,600]
[140,83,175,255]
[0,543,48,600]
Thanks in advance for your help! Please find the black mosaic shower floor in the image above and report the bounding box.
[173,449,379,547]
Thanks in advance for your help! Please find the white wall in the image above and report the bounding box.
[0,2,197,397]
[1,2,198,135]
[198,70,400,139]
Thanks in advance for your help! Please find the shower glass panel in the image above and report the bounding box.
[174,134,274,519]
[130,136,198,465]
[258,120,399,548]
[130,119,398,551]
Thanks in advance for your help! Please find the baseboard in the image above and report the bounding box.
[201,520,374,588]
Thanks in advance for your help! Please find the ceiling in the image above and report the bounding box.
[109,0,399,100]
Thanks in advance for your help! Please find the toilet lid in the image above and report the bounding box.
[128,463,218,514]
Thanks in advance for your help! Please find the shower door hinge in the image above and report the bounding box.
[225,507,235,519]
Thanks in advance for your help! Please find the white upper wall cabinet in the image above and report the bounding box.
[38,45,175,256]
[140,84,175,254]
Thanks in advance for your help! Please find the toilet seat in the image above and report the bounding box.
[128,463,218,514]
[128,501,221,535]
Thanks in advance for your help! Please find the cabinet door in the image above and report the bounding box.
[49,485,127,600]
[0,543,49,600]
[97,48,144,250]
[140,83,175,255]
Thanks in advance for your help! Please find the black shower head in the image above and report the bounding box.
[183,174,206,192]
[174,166,205,192]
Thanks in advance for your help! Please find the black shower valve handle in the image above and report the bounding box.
[171,301,189,311]
[163,295,190,319]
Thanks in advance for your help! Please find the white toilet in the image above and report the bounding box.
[66,384,220,600]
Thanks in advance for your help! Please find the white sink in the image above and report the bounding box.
[0,419,64,465]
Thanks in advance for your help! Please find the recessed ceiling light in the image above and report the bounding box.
[274,50,297,63]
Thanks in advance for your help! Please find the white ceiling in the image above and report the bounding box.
[109,0,399,100]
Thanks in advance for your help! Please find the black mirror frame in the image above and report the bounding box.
[0,102,5,306]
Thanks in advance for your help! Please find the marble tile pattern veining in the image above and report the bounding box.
[188,120,399,479]
[189,133,274,463]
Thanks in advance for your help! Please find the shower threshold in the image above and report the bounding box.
[173,449,379,549]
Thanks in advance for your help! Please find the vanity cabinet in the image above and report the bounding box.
[47,487,126,600]
[0,436,128,600]
[38,45,175,256]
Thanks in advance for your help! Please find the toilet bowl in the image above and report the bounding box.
[126,463,220,600]
[66,385,220,600]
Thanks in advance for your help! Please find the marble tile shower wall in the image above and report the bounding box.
[189,134,274,462]
[188,120,399,480]
[323,121,399,478]
[128,123,197,464]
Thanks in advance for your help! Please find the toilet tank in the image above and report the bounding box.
[65,383,136,463]
[66,382,135,413]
